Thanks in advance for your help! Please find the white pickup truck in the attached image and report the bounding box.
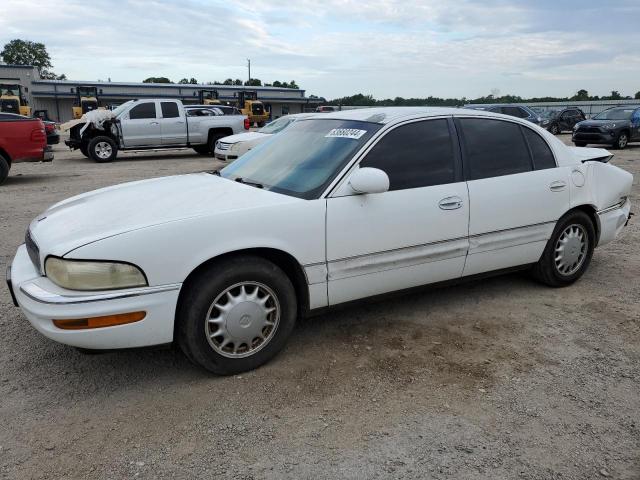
[64,99,249,162]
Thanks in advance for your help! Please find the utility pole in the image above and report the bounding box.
[247,59,251,84]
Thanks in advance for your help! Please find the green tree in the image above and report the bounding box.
[609,90,622,100]
[222,78,234,85]
[635,91,640,100]
[234,79,243,86]
[244,78,262,86]
[1,39,66,79]
[272,80,282,87]
[572,89,590,101]
[189,77,198,84]
[288,80,299,89]
[142,77,173,83]
[178,78,190,84]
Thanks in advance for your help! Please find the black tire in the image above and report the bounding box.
[612,131,629,150]
[0,153,9,185]
[573,142,587,147]
[88,136,118,163]
[177,256,297,375]
[532,210,595,287]
[207,133,226,157]
[549,124,560,135]
[79,143,89,158]
[193,145,210,155]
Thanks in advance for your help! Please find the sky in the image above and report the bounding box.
[1,0,639,100]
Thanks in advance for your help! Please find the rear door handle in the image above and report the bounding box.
[150,121,159,125]
[550,180,567,192]
[439,196,463,210]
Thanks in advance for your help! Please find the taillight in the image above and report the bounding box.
[31,128,46,142]
[244,117,250,130]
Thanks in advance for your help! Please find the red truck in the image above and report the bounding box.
[0,113,53,185]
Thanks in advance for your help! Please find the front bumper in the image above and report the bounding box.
[8,245,181,350]
[213,147,238,162]
[597,199,632,246]
[43,146,54,162]
[573,130,616,145]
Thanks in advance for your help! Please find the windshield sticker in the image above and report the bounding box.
[325,128,367,140]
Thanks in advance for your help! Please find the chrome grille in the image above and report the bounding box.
[217,142,232,151]
[25,229,41,274]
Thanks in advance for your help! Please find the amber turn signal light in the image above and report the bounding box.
[53,311,146,330]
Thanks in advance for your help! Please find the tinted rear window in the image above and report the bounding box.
[459,118,532,180]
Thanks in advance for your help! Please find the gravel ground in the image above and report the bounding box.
[0,136,638,479]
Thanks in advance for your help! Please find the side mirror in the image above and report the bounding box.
[348,167,390,195]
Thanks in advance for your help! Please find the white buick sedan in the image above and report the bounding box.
[7,108,633,375]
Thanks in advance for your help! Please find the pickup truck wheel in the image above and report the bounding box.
[532,210,595,287]
[177,255,297,375]
[88,136,118,163]
[207,133,226,156]
[0,154,9,185]
[193,145,210,155]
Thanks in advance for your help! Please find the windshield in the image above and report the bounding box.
[594,108,635,120]
[221,119,382,199]
[258,116,296,134]
[111,100,135,117]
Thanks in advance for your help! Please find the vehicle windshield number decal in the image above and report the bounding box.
[325,128,367,140]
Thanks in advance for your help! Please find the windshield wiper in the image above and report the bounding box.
[235,177,263,189]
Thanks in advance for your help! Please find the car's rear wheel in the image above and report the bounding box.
[573,142,587,147]
[549,124,560,135]
[88,136,118,162]
[0,153,9,185]
[532,210,595,287]
[177,256,297,375]
[613,132,629,150]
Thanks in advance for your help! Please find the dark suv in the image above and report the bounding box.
[572,106,640,149]
[464,104,542,125]
[538,107,585,134]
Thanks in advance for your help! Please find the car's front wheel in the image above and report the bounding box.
[177,256,297,375]
[88,136,118,162]
[613,132,629,150]
[532,210,595,287]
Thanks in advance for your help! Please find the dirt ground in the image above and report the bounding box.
[0,135,638,480]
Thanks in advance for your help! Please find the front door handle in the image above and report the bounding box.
[150,121,160,125]
[439,196,463,210]
[550,180,567,192]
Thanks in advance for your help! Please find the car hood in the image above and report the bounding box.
[578,119,627,127]
[220,131,268,144]
[29,173,299,257]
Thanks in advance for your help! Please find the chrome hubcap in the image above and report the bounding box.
[95,141,112,159]
[554,224,588,276]
[205,282,280,358]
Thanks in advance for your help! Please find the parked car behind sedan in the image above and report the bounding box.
[43,120,60,145]
[0,113,53,184]
[573,106,640,149]
[464,104,543,125]
[214,113,315,162]
[7,108,632,375]
[538,107,586,135]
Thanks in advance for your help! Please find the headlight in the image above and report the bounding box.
[45,257,147,291]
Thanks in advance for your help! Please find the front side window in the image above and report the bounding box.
[459,118,532,180]
[129,102,156,120]
[161,102,179,118]
[523,128,556,170]
[360,119,456,190]
[221,119,381,199]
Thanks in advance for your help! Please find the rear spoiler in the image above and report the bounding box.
[568,146,613,164]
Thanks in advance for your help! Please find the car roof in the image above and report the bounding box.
[303,106,534,124]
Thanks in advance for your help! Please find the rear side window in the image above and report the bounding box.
[459,118,532,180]
[161,102,179,118]
[523,128,556,170]
[129,102,156,119]
[360,119,456,190]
